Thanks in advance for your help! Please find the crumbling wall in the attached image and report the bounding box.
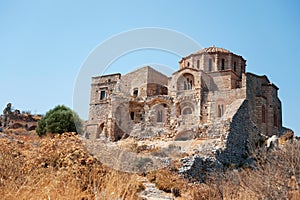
[179,99,264,182]
[216,100,260,166]
[1,103,40,131]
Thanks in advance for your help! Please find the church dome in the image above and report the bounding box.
[195,46,231,54]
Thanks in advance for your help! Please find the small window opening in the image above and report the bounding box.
[218,104,224,117]
[157,110,163,122]
[183,107,192,115]
[197,60,200,69]
[130,112,135,120]
[233,62,237,72]
[187,62,190,67]
[184,78,192,90]
[100,91,106,100]
[221,59,225,70]
[157,85,161,95]
[209,59,212,71]
[133,88,138,97]
[108,79,111,82]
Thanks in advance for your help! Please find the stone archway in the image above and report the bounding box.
[28,125,37,131]
[96,122,105,138]
[11,123,23,129]
[179,101,196,125]
[177,73,195,91]
[182,107,192,115]
[180,101,195,116]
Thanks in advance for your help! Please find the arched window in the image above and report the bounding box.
[184,81,187,90]
[184,78,192,90]
[130,112,135,120]
[182,107,192,115]
[187,62,190,67]
[233,62,237,72]
[218,104,224,117]
[221,59,225,70]
[209,59,212,71]
[197,60,200,69]
[178,73,194,91]
[133,88,138,97]
[157,110,163,122]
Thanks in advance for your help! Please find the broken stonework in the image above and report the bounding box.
[86,47,284,141]
[84,46,291,175]
[0,103,40,131]
[179,155,223,182]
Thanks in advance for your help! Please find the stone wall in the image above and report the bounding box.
[179,99,264,182]
[119,66,169,98]
[216,100,260,165]
[87,47,283,144]
[246,73,282,136]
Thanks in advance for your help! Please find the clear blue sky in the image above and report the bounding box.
[0,0,299,135]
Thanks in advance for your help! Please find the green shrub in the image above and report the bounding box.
[36,105,83,136]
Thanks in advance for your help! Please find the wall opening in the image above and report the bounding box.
[234,61,237,72]
[218,104,224,117]
[209,59,212,71]
[130,112,135,120]
[197,60,200,69]
[177,73,194,91]
[157,110,163,122]
[100,90,106,100]
[182,107,192,115]
[97,123,105,138]
[221,58,225,70]
[133,88,138,97]
[184,78,193,90]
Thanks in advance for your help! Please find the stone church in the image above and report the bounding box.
[86,46,282,142]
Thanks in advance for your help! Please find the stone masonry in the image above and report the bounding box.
[0,103,40,131]
[86,46,283,143]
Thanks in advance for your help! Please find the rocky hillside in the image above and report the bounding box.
[0,128,299,200]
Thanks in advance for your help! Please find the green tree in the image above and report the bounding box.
[36,105,83,136]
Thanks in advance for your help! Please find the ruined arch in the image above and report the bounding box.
[96,122,105,138]
[180,101,195,116]
[113,104,130,141]
[182,107,192,115]
[11,123,23,129]
[28,125,37,131]
[115,103,129,129]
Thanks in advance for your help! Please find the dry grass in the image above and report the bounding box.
[146,140,300,200]
[0,130,144,200]
[0,129,299,199]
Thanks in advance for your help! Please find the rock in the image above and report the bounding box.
[179,155,223,182]
[138,176,174,200]
[266,135,278,148]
